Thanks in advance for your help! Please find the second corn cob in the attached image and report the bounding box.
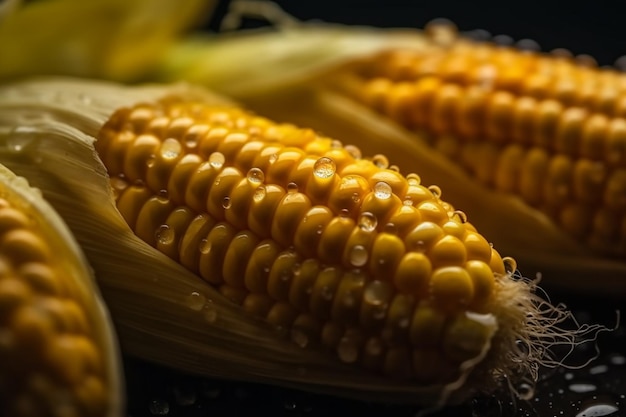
[0,78,604,410]
[159,17,626,294]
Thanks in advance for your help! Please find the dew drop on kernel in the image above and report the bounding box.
[339,208,350,218]
[269,153,278,164]
[428,185,442,198]
[186,291,206,311]
[344,144,362,159]
[160,138,182,159]
[351,192,361,204]
[403,197,414,206]
[389,165,400,172]
[222,196,232,209]
[331,139,343,149]
[287,182,298,193]
[155,225,174,245]
[199,238,211,254]
[253,185,266,202]
[374,181,392,200]
[453,210,468,223]
[383,222,397,234]
[321,285,334,301]
[364,281,387,306]
[146,154,156,168]
[503,257,517,275]
[157,189,169,200]
[209,152,225,169]
[349,245,368,267]
[313,157,336,179]
[291,329,309,348]
[247,167,265,184]
[365,338,383,356]
[337,337,359,363]
[372,154,389,169]
[358,212,378,232]
[407,173,421,185]
[7,126,37,152]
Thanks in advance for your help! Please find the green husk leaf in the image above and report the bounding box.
[0,0,216,82]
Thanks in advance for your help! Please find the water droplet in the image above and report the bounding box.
[331,139,343,149]
[372,154,389,169]
[339,208,350,217]
[222,196,232,209]
[110,176,128,192]
[383,222,397,234]
[609,354,625,365]
[374,181,392,200]
[149,399,170,415]
[269,153,278,164]
[157,189,169,200]
[337,338,359,364]
[343,292,356,307]
[407,173,421,185]
[160,138,182,159]
[283,400,298,412]
[403,197,414,206]
[398,317,410,328]
[155,225,174,245]
[186,292,206,311]
[365,338,383,356]
[453,210,468,223]
[358,212,378,232]
[428,185,442,198]
[364,280,387,306]
[389,164,400,172]
[315,224,324,235]
[575,403,619,417]
[349,245,368,267]
[253,185,266,202]
[565,372,574,380]
[569,382,597,393]
[209,152,225,169]
[184,135,198,149]
[291,329,309,348]
[503,257,517,275]
[7,126,38,152]
[516,383,534,401]
[287,182,298,193]
[173,385,197,406]
[204,307,218,323]
[516,38,541,52]
[589,364,608,375]
[351,192,361,204]
[493,34,514,46]
[313,157,336,179]
[345,144,362,159]
[199,238,211,254]
[247,167,265,184]
[321,285,333,301]
[146,155,156,168]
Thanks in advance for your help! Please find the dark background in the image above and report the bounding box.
[207,0,626,67]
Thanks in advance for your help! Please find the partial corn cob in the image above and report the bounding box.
[0,164,123,417]
[0,78,603,409]
[157,16,626,294]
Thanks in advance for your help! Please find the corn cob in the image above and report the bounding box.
[0,164,123,417]
[159,17,626,294]
[0,78,604,410]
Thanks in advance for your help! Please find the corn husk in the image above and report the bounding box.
[154,23,626,296]
[0,77,605,408]
[0,0,215,82]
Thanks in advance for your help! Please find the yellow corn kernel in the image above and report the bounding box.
[0,167,122,417]
[338,30,626,258]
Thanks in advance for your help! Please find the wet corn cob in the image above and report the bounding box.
[0,164,122,417]
[160,16,626,294]
[338,25,626,259]
[0,78,600,409]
